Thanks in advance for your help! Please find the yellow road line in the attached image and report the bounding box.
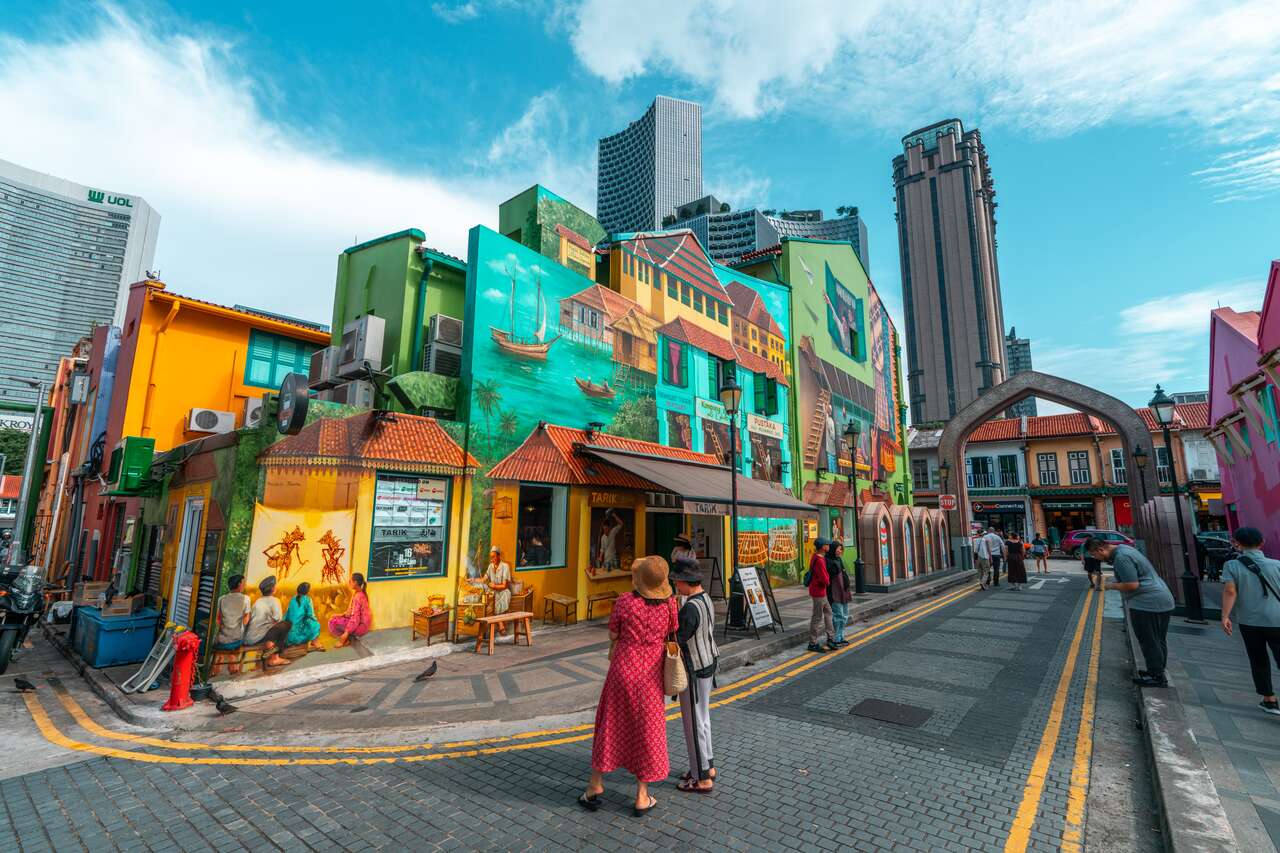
[28,585,976,765]
[1060,586,1104,852]
[1004,589,1097,853]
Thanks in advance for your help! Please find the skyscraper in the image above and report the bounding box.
[0,159,160,397]
[892,119,1005,425]
[597,96,702,234]
[672,197,870,269]
[1004,327,1037,417]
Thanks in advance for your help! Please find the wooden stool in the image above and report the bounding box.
[542,593,578,626]
[411,606,452,644]
[210,643,267,676]
[473,611,534,655]
[586,591,619,620]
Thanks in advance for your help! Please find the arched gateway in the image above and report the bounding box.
[937,371,1158,560]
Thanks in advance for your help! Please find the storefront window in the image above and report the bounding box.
[588,506,635,578]
[516,484,567,569]
[369,474,449,580]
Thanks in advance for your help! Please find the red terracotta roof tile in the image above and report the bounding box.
[657,317,738,363]
[724,280,785,339]
[561,284,640,325]
[1027,413,1095,437]
[732,343,789,387]
[0,475,20,501]
[488,423,717,486]
[554,223,595,252]
[260,412,477,472]
[967,418,1022,442]
[733,244,782,264]
[626,232,730,302]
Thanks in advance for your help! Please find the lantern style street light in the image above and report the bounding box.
[719,376,745,628]
[1132,445,1149,504]
[1149,385,1205,623]
[844,420,865,594]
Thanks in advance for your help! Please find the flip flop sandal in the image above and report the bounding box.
[632,796,657,817]
[677,779,713,794]
[577,793,601,812]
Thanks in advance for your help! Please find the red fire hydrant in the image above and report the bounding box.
[163,630,201,711]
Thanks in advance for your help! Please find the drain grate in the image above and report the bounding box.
[849,698,933,728]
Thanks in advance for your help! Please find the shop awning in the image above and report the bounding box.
[582,446,818,520]
[1196,491,1222,509]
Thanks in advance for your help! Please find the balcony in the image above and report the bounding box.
[998,472,1020,488]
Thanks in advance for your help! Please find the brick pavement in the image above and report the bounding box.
[1,570,1125,852]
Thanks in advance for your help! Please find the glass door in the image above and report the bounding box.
[169,497,205,625]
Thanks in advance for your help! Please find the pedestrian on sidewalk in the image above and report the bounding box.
[329,573,372,648]
[1004,533,1028,590]
[806,539,836,652]
[827,542,853,644]
[1087,537,1176,687]
[670,559,718,793]
[581,556,678,817]
[985,527,1006,587]
[972,529,992,589]
[284,582,323,651]
[1031,533,1049,574]
[244,576,292,668]
[1219,527,1280,716]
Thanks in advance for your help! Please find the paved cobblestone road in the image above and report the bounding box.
[2,571,1137,852]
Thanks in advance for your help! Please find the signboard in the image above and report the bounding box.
[734,565,773,629]
[277,372,308,435]
[746,412,783,439]
[938,494,958,511]
[685,500,729,516]
[971,500,1024,513]
[695,397,730,425]
[1042,500,1093,510]
[369,474,449,580]
[655,386,693,415]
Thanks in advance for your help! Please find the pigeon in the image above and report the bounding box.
[414,661,438,682]
[214,697,238,715]
[13,678,36,693]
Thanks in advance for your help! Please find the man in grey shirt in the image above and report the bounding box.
[1087,537,1175,687]
[1220,527,1280,716]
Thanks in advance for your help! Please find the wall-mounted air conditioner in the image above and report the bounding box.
[425,313,463,377]
[242,396,266,428]
[1191,468,1210,481]
[338,315,385,379]
[323,380,376,409]
[308,346,340,389]
[187,408,236,435]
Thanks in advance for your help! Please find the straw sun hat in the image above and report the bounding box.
[631,555,672,599]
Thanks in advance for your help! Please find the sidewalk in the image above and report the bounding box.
[51,568,973,732]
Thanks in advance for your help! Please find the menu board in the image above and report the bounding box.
[735,565,773,629]
[369,474,448,580]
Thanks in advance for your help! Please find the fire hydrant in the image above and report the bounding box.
[163,630,201,711]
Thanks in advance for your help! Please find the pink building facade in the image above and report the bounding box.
[1208,260,1280,557]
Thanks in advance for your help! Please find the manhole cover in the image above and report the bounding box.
[1169,625,1207,636]
[849,698,932,728]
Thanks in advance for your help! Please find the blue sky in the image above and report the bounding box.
[2,0,1277,411]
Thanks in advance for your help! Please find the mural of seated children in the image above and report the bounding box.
[328,573,372,647]
[244,576,292,668]
[285,582,324,652]
[213,574,252,672]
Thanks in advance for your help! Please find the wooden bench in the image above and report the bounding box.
[473,611,534,655]
[210,642,268,676]
[411,606,452,645]
[586,591,619,620]
[542,593,578,627]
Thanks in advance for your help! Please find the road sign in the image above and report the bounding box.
[939,494,958,511]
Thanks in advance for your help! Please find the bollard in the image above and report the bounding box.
[162,630,201,711]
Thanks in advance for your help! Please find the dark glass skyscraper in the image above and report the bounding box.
[893,119,1005,425]
[1004,327,1037,417]
[596,96,702,234]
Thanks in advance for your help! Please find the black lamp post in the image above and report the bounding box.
[1132,445,1149,504]
[720,376,745,627]
[844,420,865,594]
[1150,385,1205,623]
[938,459,954,569]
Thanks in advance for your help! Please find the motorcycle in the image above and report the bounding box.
[0,565,45,674]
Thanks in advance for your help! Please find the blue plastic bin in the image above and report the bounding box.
[72,607,161,668]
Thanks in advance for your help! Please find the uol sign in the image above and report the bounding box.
[87,190,133,208]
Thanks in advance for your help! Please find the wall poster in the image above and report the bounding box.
[588,506,635,580]
[369,474,449,580]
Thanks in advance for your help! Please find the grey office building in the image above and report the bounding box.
[1004,327,1036,417]
[673,196,870,270]
[0,159,160,399]
[597,96,702,234]
[893,119,1006,425]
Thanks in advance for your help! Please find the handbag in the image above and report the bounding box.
[664,640,688,695]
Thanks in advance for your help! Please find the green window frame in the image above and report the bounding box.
[693,291,704,312]
[681,283,692,306]
[667,276,677,299]
[244,330,315,389]
[752,372,780,416]
[662,339,689,388]
[717,303,729,325]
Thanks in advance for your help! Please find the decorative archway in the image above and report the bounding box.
[937,371,1157,561]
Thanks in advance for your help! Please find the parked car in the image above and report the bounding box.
[1195,531,1235,581]
[1059,529,1134,557]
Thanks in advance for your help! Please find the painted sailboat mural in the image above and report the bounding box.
[490,265,561,360]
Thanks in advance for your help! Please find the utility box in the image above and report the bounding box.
[106,436,155,494]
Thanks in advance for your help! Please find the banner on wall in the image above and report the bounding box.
[245,505,357,589]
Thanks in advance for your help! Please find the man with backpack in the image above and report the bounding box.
[1220,527,1280,716]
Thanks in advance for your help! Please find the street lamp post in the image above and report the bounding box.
[939,459,954,569]
[720,376,744,628]
[1132,445,1149,504]
[844,420,865,595]
[3,377,47,570]
[1149,385,1205,623]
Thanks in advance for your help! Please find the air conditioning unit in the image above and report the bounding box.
[337,315,385,379]
[242,396,266,428]
[1191,468,1209,480]
[324,380,376,409]
[425,313,463,377]
[308,346,340,389]
[187,408,236,435]
[429,313,464,347]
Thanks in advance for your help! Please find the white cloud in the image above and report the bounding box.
[564,0,1280,198]
[1119,281,1262,336]
[0,8,575,325]
[705,170,771,211]
[431,2,481,24]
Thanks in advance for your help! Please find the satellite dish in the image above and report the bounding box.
[277,373,309,435]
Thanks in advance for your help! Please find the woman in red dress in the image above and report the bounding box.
[580,556,677,817]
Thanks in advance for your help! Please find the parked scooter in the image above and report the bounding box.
[0,565,46,674]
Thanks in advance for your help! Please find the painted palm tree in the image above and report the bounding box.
[499,410,519,444]
[473,379,502,458]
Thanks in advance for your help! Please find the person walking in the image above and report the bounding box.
[806,540,836,653]
[985,527,1006,587]
[972,529,992,590]
[580,556,678,817]
[670,558,719,792]
[1219,527,1280,716]
[1087,536,1176,687]
[1004,532,1028,590]
[827,542,854,645]
[1031,533,1049,574]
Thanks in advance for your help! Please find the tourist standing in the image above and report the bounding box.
[670,534,696,565]
[807,540,836,652]
[1005,533,1028,590]
[827,542,854,645]
[671,559,719,792]
[1088,537,1175,687]
[1031,533,1049,574]
[972,530,992,589]
[1219,527,1280,716]
[580,556,678,816]
[985,527,1006,587]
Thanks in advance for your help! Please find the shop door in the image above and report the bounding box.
[169,497,205,625]
[649,513,683,560]
[690,515,725,572]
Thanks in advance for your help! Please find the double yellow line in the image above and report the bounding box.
[24,583,977,766]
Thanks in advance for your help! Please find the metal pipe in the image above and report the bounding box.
[1163,424,1206,623]
[410,256,434,373]
[8,380,47,568]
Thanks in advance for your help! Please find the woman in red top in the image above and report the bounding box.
[807,539,835,652]
[328,573,372,647]
[580,556,678,817]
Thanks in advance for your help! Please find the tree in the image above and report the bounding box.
[607,396,658,442]
[0,428,29,475]
[718,202,730,213]
[472,380,502,459]
[661,214,677,227]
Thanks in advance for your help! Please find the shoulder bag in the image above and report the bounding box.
[1237,554,1280,600]
[663,599,688,695]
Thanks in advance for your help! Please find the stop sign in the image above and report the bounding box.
[938,494,958,511]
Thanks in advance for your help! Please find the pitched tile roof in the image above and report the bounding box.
[260,412,477,473]
[724,281,784,339]
[1096,404,1209,433]
[625,231,730,302]
[731,342,789,386]
[0,475,20,501]
[733,244,782,264]
[657,317,737,363]
[488,422,717,486]
[967,418,1023,442]
[143,281,330,339]
[1027,413,1096,437]
[562,284,641,325]
[554,223,595,252]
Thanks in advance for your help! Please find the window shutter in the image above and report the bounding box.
[753,372,767,412]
